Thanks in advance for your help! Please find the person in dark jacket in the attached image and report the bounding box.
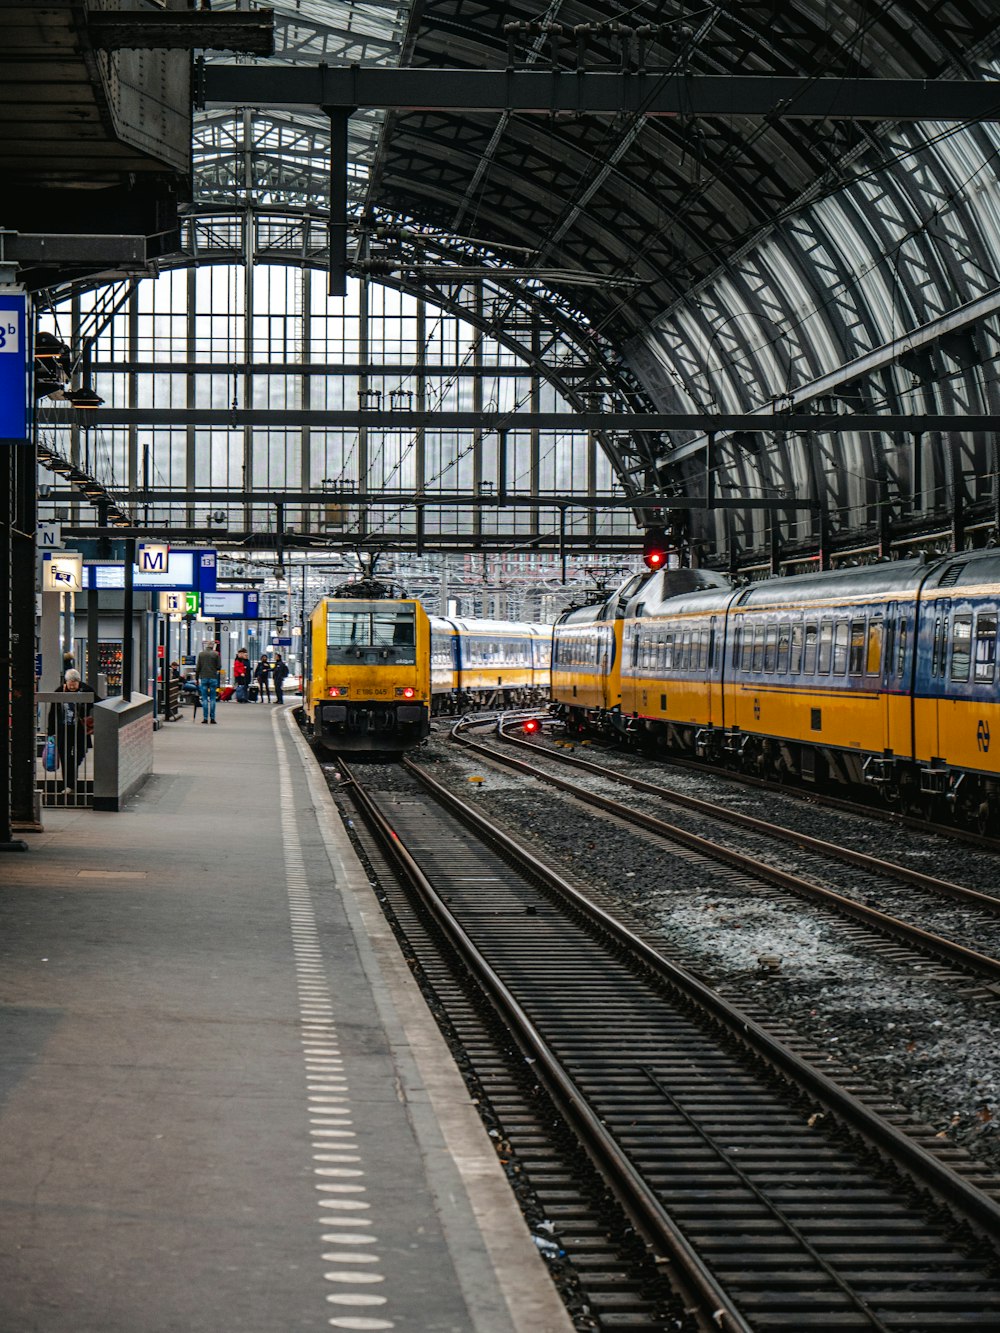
[253,655,271,702]
[272,653,289,704]
[47,668,96,787]
[195,640,222,724]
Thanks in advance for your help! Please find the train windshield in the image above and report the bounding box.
[327,602,417,662]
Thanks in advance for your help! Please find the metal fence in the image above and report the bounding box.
[36,691,96,809]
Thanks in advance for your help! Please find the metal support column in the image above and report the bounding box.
[11,440,38,827]
[122,537,136,702]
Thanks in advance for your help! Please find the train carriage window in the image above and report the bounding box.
[742,626,754,671]
[732,624,742,669]
[950,615,973,682]
[833,621,849,675]
[803,623,818,673]
[883,620,895,679]
[763,624,778,672]
[790,623,803,673]
[751,624,764,672]
[897,620,908,676]
[932,616,944,677]
[865,618,882,675]
[698,627,709,671]
[849,620,866,675]
[681,630,692,670]
[777,624,791,673]
[818,621,833,673]
[974,612,997,683]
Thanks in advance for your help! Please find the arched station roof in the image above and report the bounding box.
[19,0,1000,569]
[186,0,1000,568]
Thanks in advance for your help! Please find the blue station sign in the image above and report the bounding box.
[0,293,29,441]
[84,548,218,593]
[201,591,260,620]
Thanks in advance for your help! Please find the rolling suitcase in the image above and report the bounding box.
[248,684,259,702]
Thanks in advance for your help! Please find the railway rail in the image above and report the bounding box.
[446,717,1000,987]
[332,751,1000,1332]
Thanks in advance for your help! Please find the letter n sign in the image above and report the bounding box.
[138,542,169,574]
[0,294,29,441]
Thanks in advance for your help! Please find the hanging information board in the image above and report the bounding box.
[0,293,29,441]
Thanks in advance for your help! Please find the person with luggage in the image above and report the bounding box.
[47,668,97,789]
[272,653,289,704]
[253,655,271,702]
[195,640,222,724]
[233,648,252,703]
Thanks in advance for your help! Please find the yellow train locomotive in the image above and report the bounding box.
[306,590,432,752]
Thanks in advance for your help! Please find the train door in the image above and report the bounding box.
[707,615,720,725]
[914,601,945,763]
[883,602,907,757]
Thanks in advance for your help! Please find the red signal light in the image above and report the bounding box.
[642,527,669,571]
[523,718,540,734]
[402,686,415,699]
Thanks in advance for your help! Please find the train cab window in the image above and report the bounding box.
[950,614,973,682]
[763,624,778,672]
[328,604,417,665]
[974,612,997,683]
[848,620,866,675]
[789,623,803,674]
[833,621,849,674]
[777,625,791,673]
[803,623,818,673]
[751,624,764,672]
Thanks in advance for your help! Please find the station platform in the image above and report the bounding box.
[0,701,573,1333]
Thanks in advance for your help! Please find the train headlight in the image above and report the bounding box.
[328,685,349,698]
[395,686,417,699]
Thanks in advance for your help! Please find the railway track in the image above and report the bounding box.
[562,727,1000,856]
[447,717,1000,987]
[332,753,1000,1332]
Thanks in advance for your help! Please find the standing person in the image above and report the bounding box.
[233,647,251,702]
[272,653,289,704]
[47,668,96,789]
[253,654,271,702]
[195,639,222,725]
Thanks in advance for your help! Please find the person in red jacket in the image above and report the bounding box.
[232,648,252,702]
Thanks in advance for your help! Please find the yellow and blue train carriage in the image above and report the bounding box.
[551,573,652,730]
[912,553,1000,805]
[568,551,1000,827]
[429,617,552,711]
[718,560,925,785]
[620,570,732,749]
